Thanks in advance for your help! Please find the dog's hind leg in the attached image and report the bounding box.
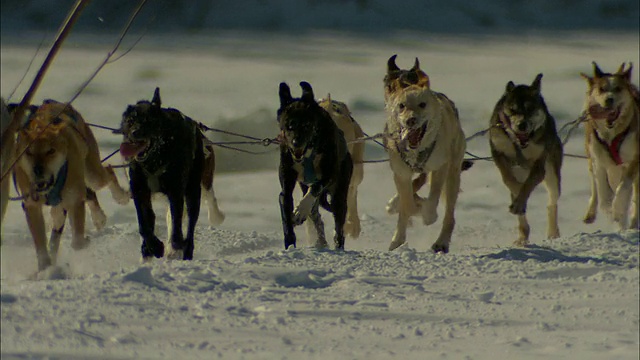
[68,199,89,251]
[201,146,225,226]
[165,190,187,259]
[86,188,107,230]
[630,175,639,229]
[48,206,67,265]
[543,166,561,239]
[86,164,130,205]
[431,162,460,254]
[183,174,203,261]
[22,202,52,271]
[344,162,363,238]
[583,158,598,224]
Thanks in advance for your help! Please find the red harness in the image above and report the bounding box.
[593,127,630,165]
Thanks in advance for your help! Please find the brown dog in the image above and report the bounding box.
[383,56,466,253]
[488,74,563,246]
[581,62,639,229]
[317,94,364,239]
[13,100,130,274]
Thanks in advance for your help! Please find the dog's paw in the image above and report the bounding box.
[547,228,560,240]
[91,208,107,230]
[113,189,131,205]
[208,210,225,226]
[344,219,361,239]
[513,237,529,247]
[583,211,596,224]
[166,247,183,260]
[509,199,527,215]
[386,194,399,214]
[431,241,449,254]
[293,194,316,225]
[420,198,438,226]
[388,232,406,251]
[71,236,90,251]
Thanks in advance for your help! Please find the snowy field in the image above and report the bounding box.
[1,31,639,359]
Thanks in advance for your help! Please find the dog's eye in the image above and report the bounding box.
[46,148,56,156]
[399,103,405,110]
[418,102,426,109]
[612,86,621,92]
[599,86,607,93]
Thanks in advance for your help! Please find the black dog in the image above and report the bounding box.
[118,88,204,260]
[277,81,353,250]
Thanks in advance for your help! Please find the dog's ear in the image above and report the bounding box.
[279,82,293,108]
[531,73,543,94]
[299,81,315,103]
[580,72,594,87]
[325,93,332,102]
[410,57,420,72]
[151,87,162,108]
[387,54,400,73]
[505,81,516,93]
[592,61,605,78]
[621,62,633,81]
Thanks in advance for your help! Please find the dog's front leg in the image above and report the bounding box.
[48,206,67,264]
[279,164,298,250]
[492,152,522,196]
[612,155,638,229]
[22,202,51,272]
[68,199,89,251]
[510,158,546,215]
[594,162,613,216]
[389,173,414,251]
[131,173,164,260]
[583,157,598,224]
[167,190,186,253]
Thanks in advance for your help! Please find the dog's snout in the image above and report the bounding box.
[406,117,418,128]
[517,122,528,132]
[604,97,614,109]
[33,164,44,178]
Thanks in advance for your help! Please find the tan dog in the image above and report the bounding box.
[581,62,639,229]
[1,98,14,229]
[317,94,364,238]
[13,100,130,273]
[488,74,563,246]
[383,56,466,253]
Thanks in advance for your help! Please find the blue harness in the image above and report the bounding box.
[302,154,318,185]
[45,162,68,206]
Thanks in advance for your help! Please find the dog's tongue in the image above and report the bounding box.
[515,132,529,144]
[120,141,147,157]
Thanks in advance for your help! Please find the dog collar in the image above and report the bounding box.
[594,126,630,166]
[45,161,68,206]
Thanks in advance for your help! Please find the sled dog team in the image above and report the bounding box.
[0,58,638,275]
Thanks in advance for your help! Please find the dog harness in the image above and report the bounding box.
[594,126,630,166]
[397,141,437,173]
[45,162,69,206]
[299,150,319,185]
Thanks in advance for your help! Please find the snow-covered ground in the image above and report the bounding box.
[1,31,639,359]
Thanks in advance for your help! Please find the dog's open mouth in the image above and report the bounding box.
[404,123,427,149]
[291,147,307,162]
[120,140,150,160]
[34,175,55,193]
[588,104,620,127]
[514,132,530,148]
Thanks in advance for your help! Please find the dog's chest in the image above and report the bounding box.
[491,129,544,165]
[293,154,323,185]
[590,127,637,166]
